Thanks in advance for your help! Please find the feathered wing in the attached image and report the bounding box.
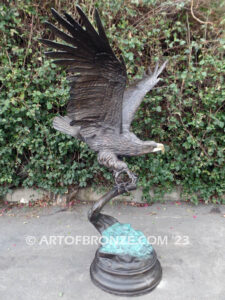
[40,7,127,139]
[122,61,167,132]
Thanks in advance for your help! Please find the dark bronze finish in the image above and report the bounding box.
[40,6,167,191]
[40,6,166,296]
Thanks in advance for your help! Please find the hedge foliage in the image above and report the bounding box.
[0,0,225,203]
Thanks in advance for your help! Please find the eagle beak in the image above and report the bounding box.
[153,143,165,154]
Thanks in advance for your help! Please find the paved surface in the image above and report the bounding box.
[0,201,225,300]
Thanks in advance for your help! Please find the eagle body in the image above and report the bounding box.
[87,131,157,156]
[40,6,167,186]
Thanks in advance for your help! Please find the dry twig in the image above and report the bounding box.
[190,0,213,25]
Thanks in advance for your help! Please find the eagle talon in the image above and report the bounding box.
[114,169,137,192]
[115,182,127,193]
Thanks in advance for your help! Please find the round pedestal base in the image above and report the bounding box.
[90,248,162,296]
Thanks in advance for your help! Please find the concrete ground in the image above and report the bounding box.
[0,201,225,300]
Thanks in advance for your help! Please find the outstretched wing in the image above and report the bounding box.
[122,61,167,132]
[40,7,127,138]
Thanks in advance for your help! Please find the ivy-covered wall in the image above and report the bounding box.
[0,0,225,203]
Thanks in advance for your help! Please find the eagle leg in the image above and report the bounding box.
[97,151,137,191]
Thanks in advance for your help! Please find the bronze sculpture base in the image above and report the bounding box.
[88,186,162,296]
[90,248,162,296]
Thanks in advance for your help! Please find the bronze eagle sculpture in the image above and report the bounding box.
[40,6,167,189]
